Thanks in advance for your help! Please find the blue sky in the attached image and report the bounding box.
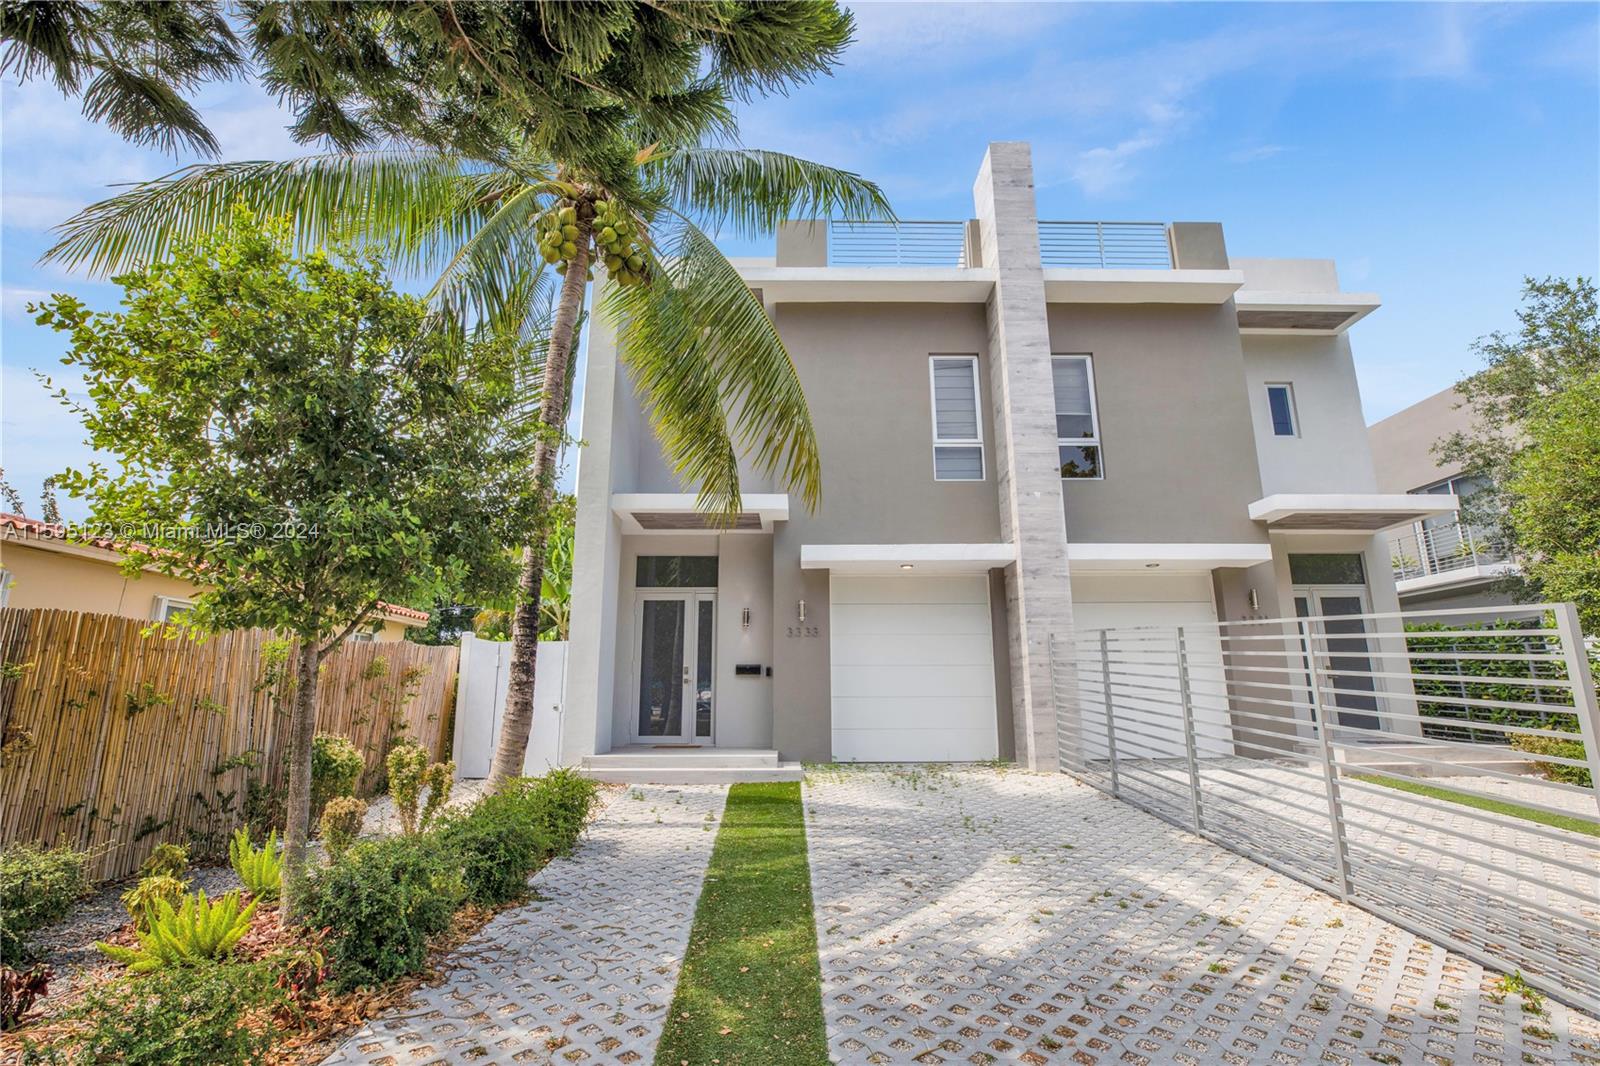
[3,2,1597,521]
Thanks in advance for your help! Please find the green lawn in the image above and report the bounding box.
[1353,774,1600,838]
[655,781,828,1066]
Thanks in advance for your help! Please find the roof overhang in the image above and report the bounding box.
[1043,268,1244,305]
[611,493,789,535]
[1065,542,1274,572]
[1249,493,1458,532]
[737,266,995,304]
[1235,291,1380,335]
[800,542,1016,575]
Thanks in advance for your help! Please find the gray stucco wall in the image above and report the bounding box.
[1241,334,1380,496]
[1046,302,1266,544]
[1368,385,1474,493]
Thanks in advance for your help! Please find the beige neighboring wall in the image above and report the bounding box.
[0,537,418,640]
[1368,386,1475,494]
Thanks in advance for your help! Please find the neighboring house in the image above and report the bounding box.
[1368,386,1519,609]
[563,141,1458,779]
[0,513,428,640]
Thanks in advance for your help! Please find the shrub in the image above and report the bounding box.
[1,964,51,1031]
[121,873,189,931]
[310,733,364,824]
[1510,732,1593,787]
[386,741,454,834]
[299,834,464,991]
[34,960,279,1065]
[521,768,599,856]
[228,827,282,900]
[138,843,189,879]
[0,844,89,965]
[319,796,367,861]
[97,890,257,972]
[437,792,553,906]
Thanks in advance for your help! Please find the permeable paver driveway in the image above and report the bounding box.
[322,783,727,1066]
[803,766,1600,1066]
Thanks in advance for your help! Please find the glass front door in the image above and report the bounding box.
[1294,589,1383,732]
[635,593,714,743]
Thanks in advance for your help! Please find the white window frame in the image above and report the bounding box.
[0,568,12,608]
[928,354,985,482]
[151,595,196,622]
[1052,354,1104,480]
[1265,382,1299,437]
[348,630,377,643]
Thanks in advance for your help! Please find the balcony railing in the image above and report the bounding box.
[1038,221,1172,268]
[1389,519,1511,582]
[826,220,968,266]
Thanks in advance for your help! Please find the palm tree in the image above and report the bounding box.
[46,144,891,786]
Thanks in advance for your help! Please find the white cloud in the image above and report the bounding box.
[1069,134,1162,198]
[1,287,53,320]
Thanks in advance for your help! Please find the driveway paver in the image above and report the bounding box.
[803,766,1600,1066]
[322,783,727,1066]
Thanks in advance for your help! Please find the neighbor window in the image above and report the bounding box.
[152,596,195,622]
[1052,355,1102,479]
[349,631,376,643]
[0,568,11,608]
[929,355,984,481]
[1266,383,1298,436]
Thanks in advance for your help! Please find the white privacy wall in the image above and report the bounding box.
[452,635,568,778]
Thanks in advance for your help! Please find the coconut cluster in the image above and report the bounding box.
[535,199,649,286]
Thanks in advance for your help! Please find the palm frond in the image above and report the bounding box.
[652,146,894,238]
[425,183,558,338]
[602,214,821,515]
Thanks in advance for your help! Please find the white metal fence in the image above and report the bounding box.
[1038,220,1173,268]
[451,635,567,778]
[1053,603,1600,1015]
[1389,518,1511,581]
[827,220,969,266]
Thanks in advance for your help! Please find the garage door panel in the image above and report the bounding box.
[832,602,992,637]
[831,632,995,667]
[831,697,998,731]
[830,575,989,605]
[832,663,996,700]
[832,727,998,763]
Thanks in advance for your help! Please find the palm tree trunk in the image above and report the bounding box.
[486,225,592,791]
[280,638,321,918]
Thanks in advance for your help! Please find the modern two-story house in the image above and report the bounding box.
[559,141,1457,779]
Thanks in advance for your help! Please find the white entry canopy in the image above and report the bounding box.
[1066,542,1274,571]
[611,493,789,534]
[1248,493,1458,532]
[801,542,1016,575]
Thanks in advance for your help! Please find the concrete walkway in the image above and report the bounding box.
[321,783,727,1066]
[803,766,1600,1066]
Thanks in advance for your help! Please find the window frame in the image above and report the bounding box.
[1265,382,1299,437]
[0,568,11,608]
[151,595,196,622]
[927,354,986,482]
[1051,354,1104,481]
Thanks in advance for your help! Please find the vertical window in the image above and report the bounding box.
[0,568,11,608]
[1052,355,1102,479]
[1266,383,1298,436]
[929,355,984,481]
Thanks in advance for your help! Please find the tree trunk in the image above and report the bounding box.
[486,224,592,791]
[280,638,321,918]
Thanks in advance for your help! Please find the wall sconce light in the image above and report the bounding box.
[741,606,751,630]
[1248,588,1260,611]
[797,599,807,623]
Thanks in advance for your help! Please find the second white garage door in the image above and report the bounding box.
[830,574,999,762]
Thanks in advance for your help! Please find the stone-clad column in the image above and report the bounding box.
[973,142,1076,771]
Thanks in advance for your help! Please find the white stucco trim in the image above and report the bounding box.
[1395,561,1520,596]
[1235,290,1381,334]
[800,542,1017,575]
[1249,493,1458,530]
[1042,268,1244,305]
[736,266,996,304]
[1065,542,1274,571]
[610,493,790,534]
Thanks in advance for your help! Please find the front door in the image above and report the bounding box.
[1295,589,1383,732]
[634,592,715,744]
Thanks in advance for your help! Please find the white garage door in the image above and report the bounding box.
[830,574,999,762]
[1071,574,1231,759]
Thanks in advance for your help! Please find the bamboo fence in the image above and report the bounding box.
[0,607,458,881]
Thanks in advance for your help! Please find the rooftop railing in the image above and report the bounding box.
[1038,220,1172,268]
[826,220,968,266]
[1390,519,1511,583]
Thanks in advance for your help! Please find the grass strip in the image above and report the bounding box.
[1354,774,1600,838]
[654,781,828,1066]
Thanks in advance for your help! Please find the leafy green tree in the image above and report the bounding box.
[1441,276,1600,625]
[34,208,537,912]
[43,1,892,789]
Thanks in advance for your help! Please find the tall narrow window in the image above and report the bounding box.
[1052,355,1102,479]
[929,355,984,481]
[1266,383,1298,436]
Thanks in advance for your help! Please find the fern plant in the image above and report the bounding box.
[228,828,282,901]
[96,890,258,972]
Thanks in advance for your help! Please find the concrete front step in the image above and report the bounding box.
[580,761,805,785]
[585,747,780,769]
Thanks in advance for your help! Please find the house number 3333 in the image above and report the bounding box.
[786,625,820,638]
